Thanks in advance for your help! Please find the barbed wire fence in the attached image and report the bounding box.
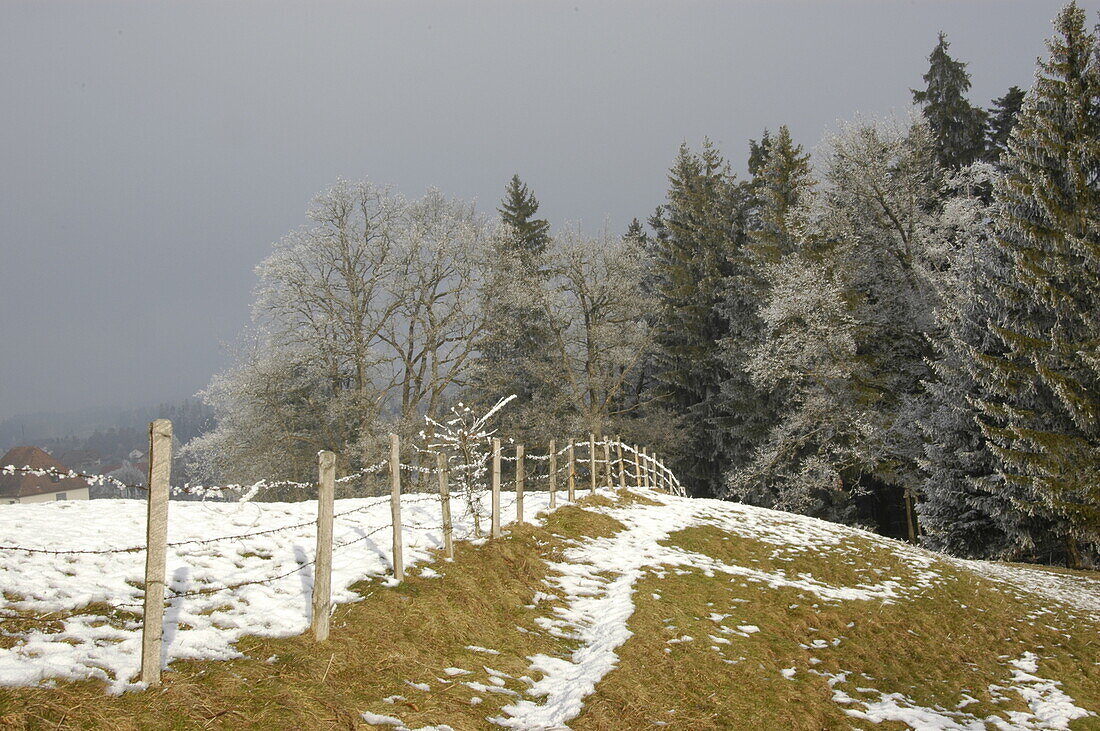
[0,418,685,686]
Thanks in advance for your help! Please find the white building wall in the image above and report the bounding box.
[6,486,90,504]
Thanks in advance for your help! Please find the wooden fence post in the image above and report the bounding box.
[140,418,172,686]
[567,443,576,501]
[589,433,597,493]
[616,437,626,490]
[438,452,453,560]
[491,438,501,538]
[312,450,336,642]
[603,439,613,489]
[633,444,642,489]
[515,444,525,523]
[642,448,650,489]
[549,439,557,510]
[390,434,404,582]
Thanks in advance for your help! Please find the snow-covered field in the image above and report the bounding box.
[2,490,1097,730]
[0,489,536,693]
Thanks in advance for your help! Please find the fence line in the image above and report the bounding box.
[0,420,686,686]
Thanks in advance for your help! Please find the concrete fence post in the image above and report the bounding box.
[312,450,336,642]
[548,439,557,510]
[437,452,453,560]
[390,435,404,582]
[140,418,172,686]
[491,438,501,538]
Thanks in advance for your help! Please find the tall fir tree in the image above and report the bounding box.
[650,140,751,497]
[747,129,773,179]
[728,122,940,538]
[719,126,816,509]
[916,163,1055,558]
[986,86,1027,162]
[498,174,551,258]
[471,175,555,439]
[912,32,988,169]
[969,3,1100,566]
[748,125,814,265]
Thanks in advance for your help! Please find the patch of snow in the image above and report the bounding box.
[0,491,552,691]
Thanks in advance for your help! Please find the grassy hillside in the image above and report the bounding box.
[1,489,1098,729]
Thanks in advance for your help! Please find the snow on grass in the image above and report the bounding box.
[954,560,1100,618]
[494,491,1097,729]
[814,652,1091,730]
[0,489,542,692]
[494,491,950,728]
[3,486,1097,728]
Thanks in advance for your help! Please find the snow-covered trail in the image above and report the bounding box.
[3,488,1097,729]
[0,489,541,692]
[490,493,1096,730]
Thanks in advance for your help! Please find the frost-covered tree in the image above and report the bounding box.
[915,163,1053,558]
[469,176,555,439]
[728,122,941,537]
[969,3,1100,565]
[713,126,815,504]
[912,32,988,170]
[480,229,656,441]
[185,180,495,483]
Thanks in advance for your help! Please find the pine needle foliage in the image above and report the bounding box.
[913,32,988,170]
[650,141,751,497]
[971,2,1100,560]
[498,174,551,259]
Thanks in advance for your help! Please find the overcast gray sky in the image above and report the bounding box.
[0,0,1088,424]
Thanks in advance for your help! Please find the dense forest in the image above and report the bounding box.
[186,3,1099,568]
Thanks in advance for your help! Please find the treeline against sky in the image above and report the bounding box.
[187,3,1100,568]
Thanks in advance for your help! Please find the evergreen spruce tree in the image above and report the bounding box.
[916,164,1051,558]
[498,174,551,258]
[650,141,750,497]
[747,129,773,179]
[912,32,988,169]
[471,175,554,439]
[986,86,1027,162]
[969,3,1100,565]
[748,125,813,265]
[719,126,815,508]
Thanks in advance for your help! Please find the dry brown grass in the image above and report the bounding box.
[0,516,587,730]
[571,523,1100,730]
[2,491,1097,730]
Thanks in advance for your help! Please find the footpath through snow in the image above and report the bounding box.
[1,489,1097,729]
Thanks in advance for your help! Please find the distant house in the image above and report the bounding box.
[0,446,89,504]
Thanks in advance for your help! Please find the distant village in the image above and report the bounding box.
[0,400,212,503]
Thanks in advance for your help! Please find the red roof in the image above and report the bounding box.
[0,446,86,499]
